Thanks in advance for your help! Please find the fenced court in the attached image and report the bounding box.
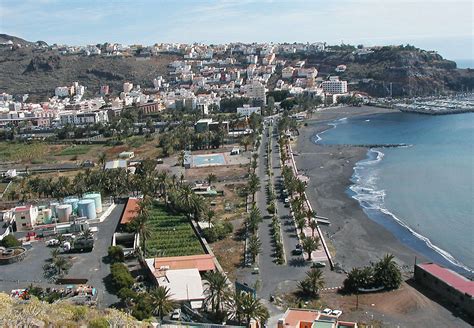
[191,153,227,168]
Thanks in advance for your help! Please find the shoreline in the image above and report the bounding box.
[295,106,427,271]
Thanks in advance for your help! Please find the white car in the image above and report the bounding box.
[322,308,332,315]
[46,239,60,246]
[331,310,342,317]
[171,308,181,320]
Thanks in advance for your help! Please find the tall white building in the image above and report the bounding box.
[245,81,266,106]
[123,82,134,93]
[237,104,261,117]
[321,77,348,94]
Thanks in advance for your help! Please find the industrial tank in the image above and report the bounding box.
[63,197,80,214]
[50,202,60,218]
[83,193,102,213]
[56,204,72,223]
[42,208,52,224]
[77,199,97,220]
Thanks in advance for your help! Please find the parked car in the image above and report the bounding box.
[252,267,259,274]
[322,308,332,315]
[171,308,181,320]
[46,239,60,247]
[331,310,342,317]
[292,248,303,255]
[312,261,326,268]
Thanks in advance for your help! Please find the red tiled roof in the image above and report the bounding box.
[418,263,474,296]
[153,254,215,272]
[282,309,320,328]
[120,198,140,225]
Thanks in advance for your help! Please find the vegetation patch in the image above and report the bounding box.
[146,204,205,257]
[55,145,92,156]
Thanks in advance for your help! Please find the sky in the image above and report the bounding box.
[0,0,472,60]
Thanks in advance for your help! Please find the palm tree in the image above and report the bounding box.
[248,235,262,264]
[177,185,206,221]
[206,209,216,226]
[204,271,229,315]
[177,150,185,167]
[301,236,320,261]
[207,173,217,187]
[298,268,325,297]
[80,228,93,239]
[52,256,71,277]
[150,286,177,320]
[98,152,107,168]
[296,215,306,235]
[134,199,152,256]
[240,136,252,152]
[308,219,318,237]
[246,206,262,234]
[373,253,402,289]
[247,173,261,202]
[239,292,269,327]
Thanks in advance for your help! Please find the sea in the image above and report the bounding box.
[313,111,474,277]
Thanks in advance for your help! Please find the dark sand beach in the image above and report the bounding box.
[295,106,426,271]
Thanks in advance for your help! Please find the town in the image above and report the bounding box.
[0,37,473,328]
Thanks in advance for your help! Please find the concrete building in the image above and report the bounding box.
[14,205,38,231]
[414,263,474,317]
[277,308,357,328]
[244,81,266,106]
[123,82,134,93]
[237,104,261,117]
[59,110,109,125]
[321,77,348,94]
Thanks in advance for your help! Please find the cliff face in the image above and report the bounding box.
[297,47,474,97]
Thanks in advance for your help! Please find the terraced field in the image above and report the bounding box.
[146,205,205,257]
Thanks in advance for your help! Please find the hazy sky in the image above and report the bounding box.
[1,0,472,59]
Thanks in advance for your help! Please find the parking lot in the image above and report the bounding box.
[0,202,125,307]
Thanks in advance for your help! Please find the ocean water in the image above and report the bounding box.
[313,111,474,276]
[456,59,474,69]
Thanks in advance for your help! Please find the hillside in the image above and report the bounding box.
[0,37,179,101]
[293,46,474,97]
[0,34,472,99]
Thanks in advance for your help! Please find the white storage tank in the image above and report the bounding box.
[77,199,97,220]
[83,193,102,213]
[56,204,72,223]
[50,202,60,218]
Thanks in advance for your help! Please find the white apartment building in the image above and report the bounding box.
[14,205,38,231]
[123,82,134,93]
[55,86,71,97]
[59,110,109,125]
[237,104,261,117]
[321,77,348,94]
[244,81,266,106]
[282,67,295,79]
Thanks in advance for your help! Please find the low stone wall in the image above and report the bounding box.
[0,247,27,265]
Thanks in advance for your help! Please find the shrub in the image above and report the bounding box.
[1,234,21,248]
[267,202,276,214]
[110,263,134,291]
[108,246,125,263]
[132,295,153,320]
[89,318,109,328]
[202,222,233,243]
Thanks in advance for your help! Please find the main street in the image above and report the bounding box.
[236,121,311,320]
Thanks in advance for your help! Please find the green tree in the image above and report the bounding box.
[247,173,261,202]
[239,292,269,327]
[298,268,325,298]
[207,173,217,187]
[150,286,177,320]
[248,235,262,264]
[108,246,125,263]
[308,219,318,237]
[301,236,320,261]
[1,234,21,248]
[373,254,402,290]
[204,271,230,315]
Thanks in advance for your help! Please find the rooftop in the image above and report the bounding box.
[120,197,140,225]
[417,263,474,296]
[153,254,215,272]
[280,308,320,328]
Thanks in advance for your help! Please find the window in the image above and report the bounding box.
[22,223,26,226]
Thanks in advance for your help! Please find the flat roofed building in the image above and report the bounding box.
[414,262,474,316]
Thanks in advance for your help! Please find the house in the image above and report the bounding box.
[277,308,357,328]
[144,254,216,308]
[414,263,474,317]
[237,104,261,117]
[14,205,38,231]
[104,160,128,170]
[118,151,135,159]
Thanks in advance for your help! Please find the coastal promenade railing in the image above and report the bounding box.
[288,142,335,270]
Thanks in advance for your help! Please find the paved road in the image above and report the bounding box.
[236,123,311,320]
